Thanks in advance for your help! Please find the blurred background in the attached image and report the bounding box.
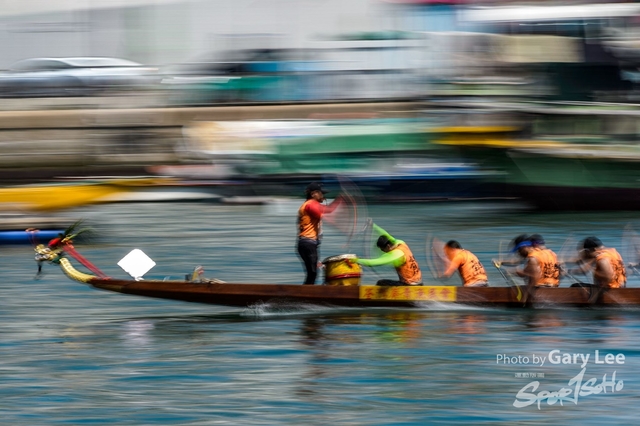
[4,5,640,423]
[3,0,640,219]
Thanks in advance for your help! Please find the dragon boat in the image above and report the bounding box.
[32,235,640,309]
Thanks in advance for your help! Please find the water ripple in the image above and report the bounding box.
[3,202,640,424]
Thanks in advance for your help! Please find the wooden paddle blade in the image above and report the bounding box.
[352,218,382,281]
[425,235,447,280]
[558,236,577,264]
[424,234,439,280]
[330,176,369,249]
[498,239,521,266]
[498,239,507,263]
[622,224,640,268]
[323,196,357,235]
[557,235,586,282]
[515,284,522,301]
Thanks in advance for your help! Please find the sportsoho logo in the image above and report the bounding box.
[496,349,625,409]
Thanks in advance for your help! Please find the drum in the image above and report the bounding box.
[322,254,362,286]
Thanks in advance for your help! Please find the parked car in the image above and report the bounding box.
[0,57,159,97]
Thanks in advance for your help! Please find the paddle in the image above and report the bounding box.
[556,235,607,305]
[558,236,591,285]
[622,224,640,276]
[493,239,528,303]
[424,234,446,281]
[356,217,385,282]
[336,176,369,251]
[492,259,524,303]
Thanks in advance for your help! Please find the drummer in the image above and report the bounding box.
[350,223,422,286]
[297,182,344,285]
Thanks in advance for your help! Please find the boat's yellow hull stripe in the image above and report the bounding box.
[359,285,457,302]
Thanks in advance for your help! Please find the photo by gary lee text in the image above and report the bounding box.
[496,349,625,368]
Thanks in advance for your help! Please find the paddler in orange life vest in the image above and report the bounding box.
[297,182,343,285]
[569,236,626,289]
[507,234,560,288]
[349,223,422,286]
[528,234,561,286]
[439,240,488,287]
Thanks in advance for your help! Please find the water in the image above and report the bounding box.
[2,200,640,425]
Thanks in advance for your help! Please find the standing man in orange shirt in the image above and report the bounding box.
[297,182,343,285]
[439,240,488,287]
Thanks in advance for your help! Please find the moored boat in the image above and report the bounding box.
[0,176,219,212]
[0,214,78,245]
[1,229,63,245]
[173,118,505,202]
[33,238,640,308]
[430,103,640,210]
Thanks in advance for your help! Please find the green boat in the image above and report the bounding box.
[432,103,640,210]
[180,118,502,200]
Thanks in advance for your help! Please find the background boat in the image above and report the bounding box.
[0,229,62,245]
[0,176,221,212]
[430,102,640,210]
[0,213,75,245]
[168,118,505,201]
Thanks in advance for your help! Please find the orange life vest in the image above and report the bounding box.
[450,249,488,286]
[527,248,560,287]
[394,243,422,285]
[595,248,626,288]
[298,199,321,240]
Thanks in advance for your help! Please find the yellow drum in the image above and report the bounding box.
[322,254,362,286]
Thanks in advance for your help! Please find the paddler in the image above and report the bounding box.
[528,233,561,286]
[568,237,626,288]
[349,223,422,286]
[503,234,560,288]
[438,240,488,287]
[297,182,344,285]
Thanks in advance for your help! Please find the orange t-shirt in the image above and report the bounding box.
[395,243,422,285]
[527,248,560,287]
[297,197,342,240]
[595,248,626,288]
[447,249,488,286]
[298,199,322,240]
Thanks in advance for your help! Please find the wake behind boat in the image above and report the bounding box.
[32,235,640,309]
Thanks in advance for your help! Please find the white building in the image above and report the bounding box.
[0,0,401,67]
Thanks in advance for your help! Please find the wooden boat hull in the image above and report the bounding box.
[84,278,640,308]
